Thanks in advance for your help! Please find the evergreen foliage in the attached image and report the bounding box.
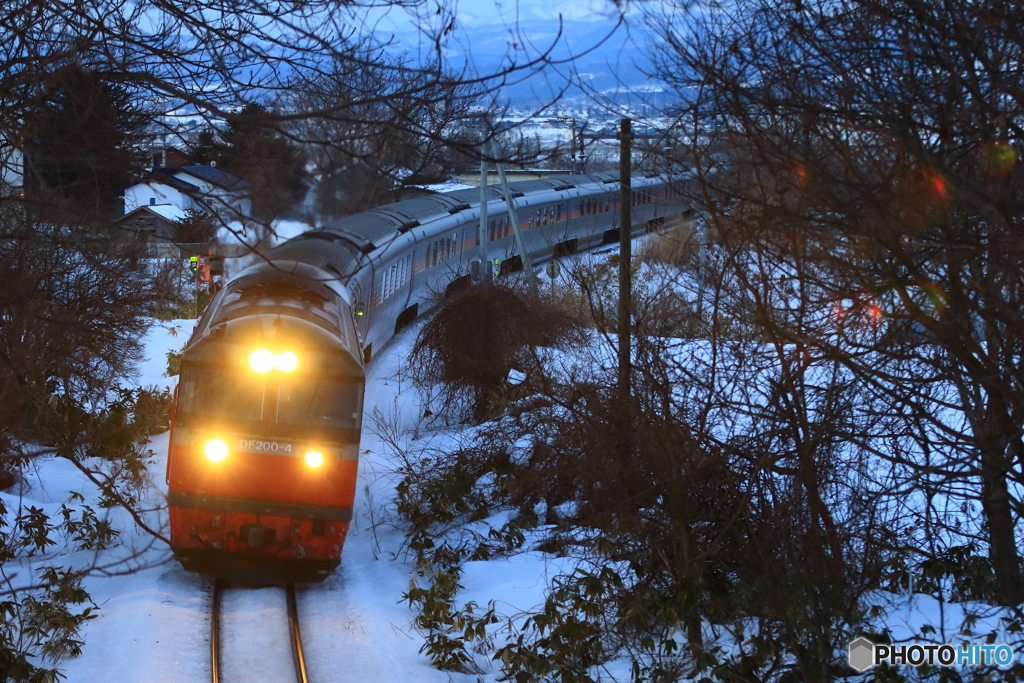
[187,103,309,220]
[171,209,215,245]
[22,65,150,218]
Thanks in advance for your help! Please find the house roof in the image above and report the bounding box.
[146,172,200,193]
[175,165,250,192]
[118,204,188,223]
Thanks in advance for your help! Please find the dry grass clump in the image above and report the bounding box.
[636,222,697,268]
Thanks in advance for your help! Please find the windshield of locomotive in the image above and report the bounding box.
[177,365,362,431]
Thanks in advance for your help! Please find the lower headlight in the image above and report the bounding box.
[205,439,229,462]
[304,451,324,468]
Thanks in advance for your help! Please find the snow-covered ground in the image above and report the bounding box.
[13,272,1024,681]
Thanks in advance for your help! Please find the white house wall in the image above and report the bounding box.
[124,182,198,213]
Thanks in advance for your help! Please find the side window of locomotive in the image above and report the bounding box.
[178,366,264,421]
[277,377,363,430]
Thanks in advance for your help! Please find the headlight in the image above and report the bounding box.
[304,451,324,468]
[249,349,275,373]
[205,439,229,462]
[249,349,298,373]
[276,351,298,372]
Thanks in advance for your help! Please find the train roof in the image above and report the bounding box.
[268,171,671,282]
[316,173,656,245]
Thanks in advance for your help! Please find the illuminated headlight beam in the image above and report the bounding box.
[205,439,229,462]
[249,349,299,373]
[276,351,298,372]
[249,349,275,373]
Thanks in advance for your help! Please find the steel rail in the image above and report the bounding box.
[211,577,223,683]
[286,584,310,683]
[211,579,309,683]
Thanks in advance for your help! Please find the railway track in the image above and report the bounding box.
[211,578,310,683]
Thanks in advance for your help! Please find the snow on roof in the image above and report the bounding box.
[119,204,188,223]
[145,172,200,192]
[147,204,188,222]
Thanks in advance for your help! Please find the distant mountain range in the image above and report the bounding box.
[382,3,679,112]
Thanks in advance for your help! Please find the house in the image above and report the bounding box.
[117,203,188,241]
[123,164,251,221]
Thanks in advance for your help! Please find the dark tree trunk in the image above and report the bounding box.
[980,443,1024,605]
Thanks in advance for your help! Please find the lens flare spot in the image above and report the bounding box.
[276,351,299,372]
[205,439,229,462]
[305,451,324,468]
[985,143,1018,176]
[249,349,275,373]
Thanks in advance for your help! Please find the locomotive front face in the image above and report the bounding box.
[167,314,365,584]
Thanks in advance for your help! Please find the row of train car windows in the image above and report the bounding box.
[376,230,464,306]
[631,189,655,206]
[581,197,611,216]
[487,217,512,242]
[425,234,460,268]
[379,255,412,303]
[529,204,564,228]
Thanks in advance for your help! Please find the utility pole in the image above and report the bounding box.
[557,116,579,175]
[495,156,537,294]
[477,144,489,283]
[617,118,632,408]
[569,118,577,174]
[577,120,589,175]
